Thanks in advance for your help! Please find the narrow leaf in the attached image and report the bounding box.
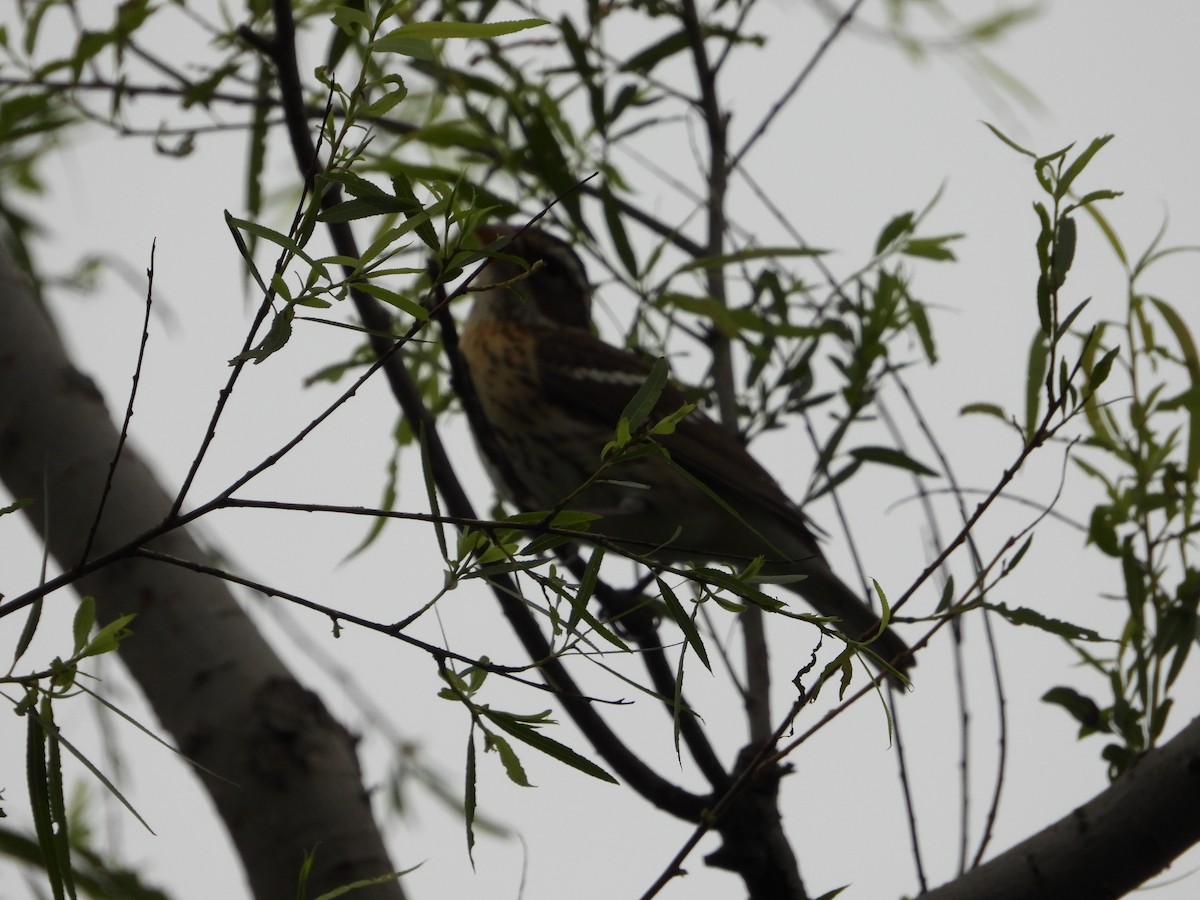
[960,402,1008,421]
[655,577,711,672]
[983,121,1037,158]
[620,358,669,433]
[488,733,531,786]
[1050,215,1077,289]
[1056,134,1114,199]
[848,445,938,477]
[1025,331,1049,442]
[875,212,914,254]
[485,714,617,783]
[1043,686,1106,733]
[985,602,1105,641]
[375,19,548,41]
[465,727,477,864]
[1150,297,1200,481]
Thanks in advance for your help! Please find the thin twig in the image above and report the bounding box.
[728,0,868,172]
[130,549,591,696]
[79,240,157,566]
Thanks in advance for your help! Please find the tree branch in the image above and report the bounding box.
[259,0,709,823]
[922,716,1200,900]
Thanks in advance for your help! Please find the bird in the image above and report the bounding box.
[456,222,913,684]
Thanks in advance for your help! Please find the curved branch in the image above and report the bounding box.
[261,0,708,823]
[922,716,1200,900]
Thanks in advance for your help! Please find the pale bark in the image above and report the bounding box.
[0,240,405,900]
[922,716,1200,900]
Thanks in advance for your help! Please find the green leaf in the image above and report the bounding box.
[985,602,1105,641]
[71,597,95,656]
[79,614,135,660]
[620,357,669,433]
[567,547,603,635]
[650,402,694,437]
[484,712,617,783]
[1002,536,1033,575]
[0,497,32,517]
[1055,297,1092,342]
[1087,507,1120,557]
[319,194,415,223]
[960,402,1008,421]
[13,588,43,668]
[389,171,440,250]
[244,59,270,266]
[620,30,690,74]
[1149,297,1200,481]
[901,235,961,262]
[1121,542,1147,630]
[1087,346,1120,392]
[1050,215,1076,290]
[487,732,531,787]
[936,576,955,614]
[1079,325,1119,450]
[464,725,477,864]
[225,213,318,266]
[847,446,938,477]
[875,212,914,254]
[868,579,894,640]
[314,870,411,900]
[1056,134,1114,200]
[1043,686,1106,734]
[662,292,742,337]
[514,100,578,211]
[231,304,294,365]
[375,18,548,42]
[690,567,786,612]
[808,459,861,501]
[655,577,711,672]
[42,699,76,899]
[600,182,638,278]
[905,294,938,363]
[331,5,372,35]
[367,35,432,60]
[675,245,825,274]
[361,75,408,117]
[1033,203,1053,334]
[416,426,448,562]
[355,283,429,320]
[27,707,68,900]
[1065,189,1123,215]
[1025,331,1048,442]
[983,121,1037,158]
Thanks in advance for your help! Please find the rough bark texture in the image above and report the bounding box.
[922,715,1200,900]
[0,241,405,899]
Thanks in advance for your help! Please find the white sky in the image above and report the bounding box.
[2,2,1200,899]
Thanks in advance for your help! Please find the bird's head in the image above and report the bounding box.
[469,224,593,330]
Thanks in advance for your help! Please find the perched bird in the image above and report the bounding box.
[457,223,912,683]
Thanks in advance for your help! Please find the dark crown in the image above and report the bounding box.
[472,224,593,330]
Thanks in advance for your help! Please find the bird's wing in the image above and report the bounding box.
[534,329,820,550]
[536,329,915,680]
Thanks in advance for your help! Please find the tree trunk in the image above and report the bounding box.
[0,239,405,900]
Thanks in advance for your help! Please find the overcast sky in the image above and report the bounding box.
[2,3,1200,899]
